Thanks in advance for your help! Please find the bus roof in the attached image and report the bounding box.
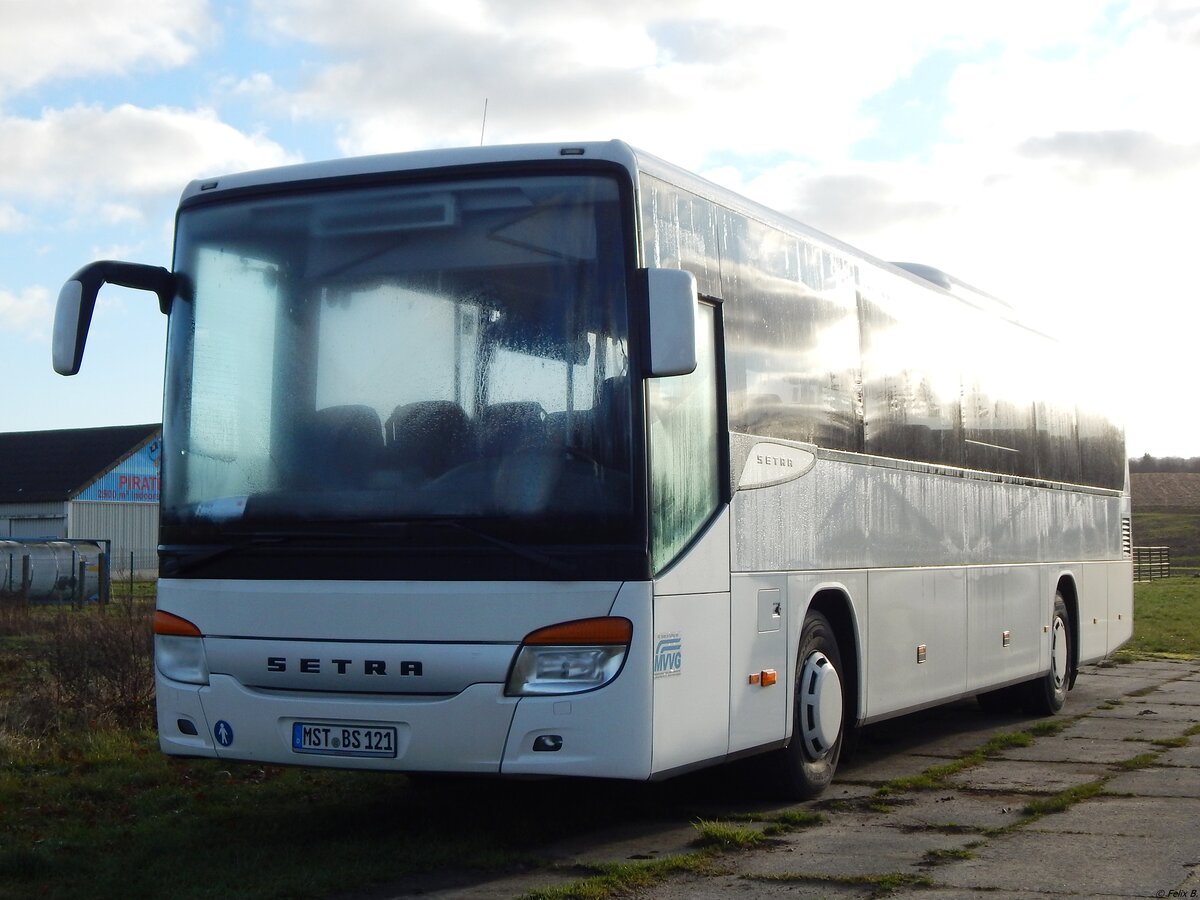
[179,138,1035,332]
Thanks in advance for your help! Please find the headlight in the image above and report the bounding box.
[505,617,631,697]
[154,610,210,685]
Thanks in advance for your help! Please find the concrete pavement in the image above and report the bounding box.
[359,658,1200,899]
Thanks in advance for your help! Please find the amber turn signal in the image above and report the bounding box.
[153,610,203,637]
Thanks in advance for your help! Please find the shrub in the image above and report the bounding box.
[1,601,155,737]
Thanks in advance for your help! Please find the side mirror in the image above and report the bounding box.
[644,268,698,377]
[52,261,176,376]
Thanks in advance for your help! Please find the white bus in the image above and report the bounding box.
[53,141,1131,798]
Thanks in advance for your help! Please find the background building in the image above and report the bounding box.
[0,424,161,577]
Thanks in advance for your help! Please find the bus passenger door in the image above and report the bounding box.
[648,300,733,774]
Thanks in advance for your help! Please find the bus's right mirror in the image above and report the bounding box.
[643,268,698,377]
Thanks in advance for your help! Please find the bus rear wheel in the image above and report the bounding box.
[774,610,845,799]
[1024,594,1073,716]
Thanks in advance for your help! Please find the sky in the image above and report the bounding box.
[1,0,1197,457]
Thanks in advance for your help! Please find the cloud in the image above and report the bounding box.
[1,0,1195,455]
[1018,130,1200,178]
[249,0,672,155]
[0,104,298,214]
[779,172,950,240]
[0,204,28,232]
[0,0,213,98]
[244,0,947,163]
[647,18,774,65]
[226,72,278,99]
[1130,0,1200,44]
[0,285,52,339]
[242,0,1158,176]
[942,11,1200,155]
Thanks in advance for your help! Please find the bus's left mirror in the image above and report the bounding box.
[52,278,89,376]
[52,261,176,376]
[644,268,698,377]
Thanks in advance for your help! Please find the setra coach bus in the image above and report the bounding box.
[52,141,1131,797]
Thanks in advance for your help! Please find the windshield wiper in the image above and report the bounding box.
[328,517,575,577]
[162,521,575,577]
[161,529,379,575]
[160,535,293,576]
[414,518,575,577]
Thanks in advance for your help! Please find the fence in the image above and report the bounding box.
[1133,546,1171,582]
[108,551,159,582]
[108,551,159,602]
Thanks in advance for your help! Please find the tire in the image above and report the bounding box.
[1024,593,1073,716]
[773,610,846,799]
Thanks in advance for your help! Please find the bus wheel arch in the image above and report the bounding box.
[772,589,859,799]
[1056,575,1081,691]
[807,590,861,735]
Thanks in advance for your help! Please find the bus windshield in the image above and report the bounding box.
[161,173,635,551]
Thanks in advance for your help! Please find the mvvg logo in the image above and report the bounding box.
[653,633,683,678]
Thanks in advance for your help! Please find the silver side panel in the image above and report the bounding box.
[724,439,1130,732]
[731,445,1120,572]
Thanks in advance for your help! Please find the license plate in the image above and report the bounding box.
[291,722,397,758]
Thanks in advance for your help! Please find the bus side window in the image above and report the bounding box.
[647,302,720,574]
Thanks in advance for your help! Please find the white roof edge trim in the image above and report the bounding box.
[179,140,642,204]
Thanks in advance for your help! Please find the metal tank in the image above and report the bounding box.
[0,539,109,604]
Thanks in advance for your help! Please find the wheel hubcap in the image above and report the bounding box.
[799,651,843,759]
[1051,616,1068,692]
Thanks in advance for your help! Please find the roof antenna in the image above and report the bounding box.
[480,98,488,146]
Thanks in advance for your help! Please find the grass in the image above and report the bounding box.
[876,730,1031,796]
[746,871,934,897]
[1027,719,1072,737]
[0,599,155,738]
[0,732,558,899]
[1115,753,1159,770]
[763,809,825,835]
[1151,736,1190,749]
[518,811,825,899]
[1125,577,1200,657]
[518,855,720,900]
[1132,510,1200,571]
[692,819,768,850]
[921,847,975,865]
[1021,781,1106,818]
[691,808,825,846]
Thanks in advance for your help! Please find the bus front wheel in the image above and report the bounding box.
[774,610,845,799]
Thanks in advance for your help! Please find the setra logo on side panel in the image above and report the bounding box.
[653,633,683,678]
[737,442,817,490]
